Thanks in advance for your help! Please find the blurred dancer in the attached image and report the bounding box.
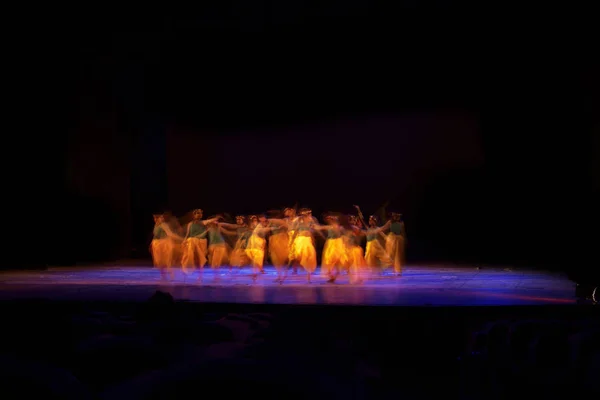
[246,215,285,281]
[151,213,183,280]
[345,215,367,284]
[289,208,320,283]
[268,211,291,282]
[386,212,406,276]
[355,206,392,273]
[181,209,220,275]
[225,215,252,271]
[317,214,348,283]
[165,212,185,266]
[205,219,233,282]
[284,207,300,275]
[365,215,392,272]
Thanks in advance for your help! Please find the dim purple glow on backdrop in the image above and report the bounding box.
[167,111,483,217]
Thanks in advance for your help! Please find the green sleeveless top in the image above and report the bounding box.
[390,222,403,235]
[238,227,251,239]
[366,229,378,242]
[208,226,225,245]
[153,225,167,239]
[345,231,359,246]
[237,227,251,246]
[296,220,313,232]
[327,227,342,239]
[188,221,207,238]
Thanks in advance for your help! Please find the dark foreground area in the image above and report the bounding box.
[0,297,598,399]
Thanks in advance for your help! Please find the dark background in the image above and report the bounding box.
[16,2,598,271]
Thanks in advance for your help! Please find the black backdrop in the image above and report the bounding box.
[13,2,597,271]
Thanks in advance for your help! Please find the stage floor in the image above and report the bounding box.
[0,264,577,306]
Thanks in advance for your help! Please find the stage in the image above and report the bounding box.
[1,264,598,399]
[0,264,577,306]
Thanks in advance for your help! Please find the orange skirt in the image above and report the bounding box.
[151,238,175,269]
[291,236,317,273]
[269,232,289,268]
[208,243,229,269]
[181,237,208,273]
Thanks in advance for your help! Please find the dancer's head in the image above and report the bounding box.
[369,215,379,227]
[192,209,203,220]
[235,215,246,225]
[390,212,402,222]
[324,214,338,225]
[258,214,268,225]
[299,208,312,218]
[284,207,296,218]
[348,215,357,225]
[153,214,165,224]
[248,215,258,227]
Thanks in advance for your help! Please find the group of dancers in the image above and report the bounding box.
[150,205,406,284]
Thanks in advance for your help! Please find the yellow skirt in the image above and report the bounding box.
[346,245,367,275]
[291,236,317,273]
[181,237,208,273]
[365,240,392,268]
[287,230,296,260]
[321,238,349,276]
[230,237,250,267]
[208,243,229,269]
[245,234,266,270]
[385,233,405,273]
[151,238,175,269]
[269,232,289,268]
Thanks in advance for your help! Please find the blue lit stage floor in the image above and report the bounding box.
[0,265,576,306]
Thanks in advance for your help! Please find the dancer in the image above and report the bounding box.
[151,213,183,280]
[317,214,348,283]
[181,209,220,275]
[268,211,291,282]
[246,215,285,281]
[281,207,300,275]
[245,215,264,278]
[355,205,392,273]
[345,215,367,283]
[205,218,234,282]
[386,212,406,276]
[289,208,320,283]
[225,215,252,271]
[165,212,185,266]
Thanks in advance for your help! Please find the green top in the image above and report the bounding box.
[188,221,207,238]
[390,222,403,235]
[345,232,358,246]
[296,220,313,232]
[237,227,251,247]
[327,228,342,239]
[208,226,225,245]
[153,225,167,239]
[366,229,379,242]
[238,227,251,239]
